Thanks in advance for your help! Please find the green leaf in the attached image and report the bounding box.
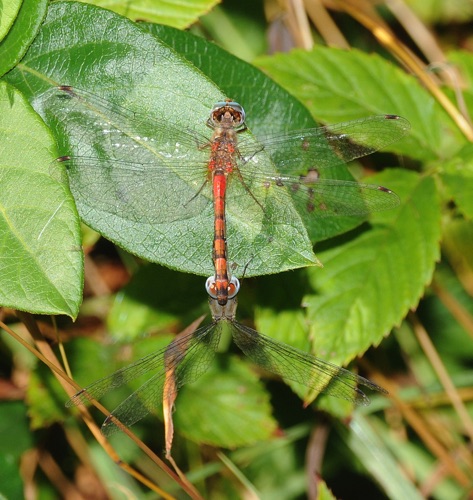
[345,414,425,500]
[317,480,337,500]
[0,0,22,42]
[83,0,219,28]
[27,367,65,430]
[174,355,277,447]
[0,81,83,318]
[442,217,473,283]
[0,401,32,457]
[405,0,473,24]
[0,405,28,500]
[256,46,463,161]
[439,142,473,218]
[448,50,473,89]
[0,452,24,500]
[304,169,441,365]
[107,264,208,342]
[0,0,48,76]
[6,2,321,279]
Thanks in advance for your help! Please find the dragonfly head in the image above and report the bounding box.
[205,276,240,301]
[208,100,246,130]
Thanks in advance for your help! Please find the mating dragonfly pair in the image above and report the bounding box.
[51,88,408,434]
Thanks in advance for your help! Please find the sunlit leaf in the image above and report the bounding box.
[0,0,48,76]
[304,170,441,365]
[0,81,83,318]
[83,0,219,28]
[0,0,22,42]
[256,46,463,162]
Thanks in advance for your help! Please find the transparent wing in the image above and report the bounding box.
[67,321,222,435]
[231,322,386,405]
[238,115,410,173]
[42,86,214,224]
[236,169,400,221]
[59,155,213,224]
[42,86,407,231]
[233,115,409,220]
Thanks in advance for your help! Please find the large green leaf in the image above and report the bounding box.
[0,81,83,318]
[256,47,463,162]
[6,2,322,280]
[6,6,411,282]
[303,169,441,366]
[8,3,408,282]
[0,0,48,77]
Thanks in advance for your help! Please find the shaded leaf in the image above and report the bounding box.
[174,355,277,447]
[107,265,207,342]
[439,142,473,219]
[27,369,65,430]
[0,401,32,457]
[346,414,424,500]
[442,217,473,292]
[0,452,24,499]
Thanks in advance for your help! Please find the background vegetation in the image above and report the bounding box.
[1,0,473,498]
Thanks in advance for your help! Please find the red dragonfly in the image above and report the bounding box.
[44,87,409,304]
[67,275,386,438]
